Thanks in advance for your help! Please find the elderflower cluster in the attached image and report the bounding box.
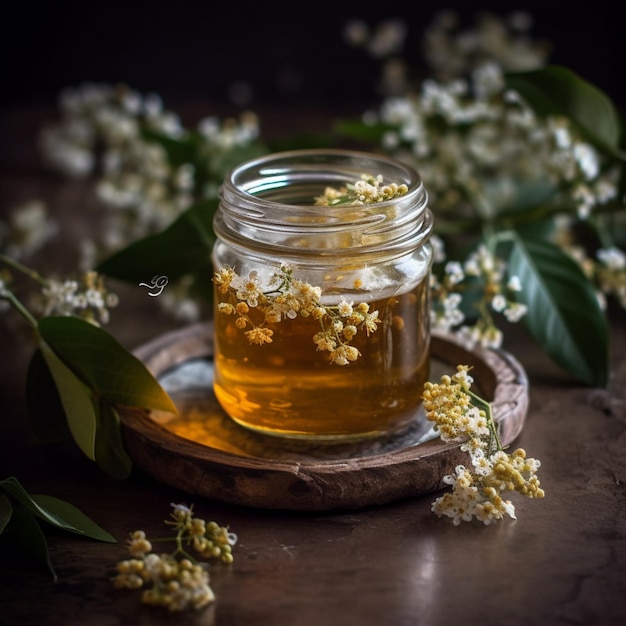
[0,252,119,327]
[370,65,619,224]
[355,12,619,232]
[38,82,260,321]
[215,264,380,365]
[430,244,527,349]
[37,270,119,325]
[423,365,544,525]
[0,200,58,261]
[565,243,626,310]
[422,11,549,83]
[113,503,237,612]
[314,174,409,206]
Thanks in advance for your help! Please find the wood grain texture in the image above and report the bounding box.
[120,323,528,511]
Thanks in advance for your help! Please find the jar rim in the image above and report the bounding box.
[225,148,425,210]
[216,148,431,258]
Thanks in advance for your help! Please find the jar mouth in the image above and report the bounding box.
[217,148,430,256]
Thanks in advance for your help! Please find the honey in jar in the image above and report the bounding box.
[212,149,434,440]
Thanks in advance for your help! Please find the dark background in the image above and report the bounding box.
[2,1,625,117]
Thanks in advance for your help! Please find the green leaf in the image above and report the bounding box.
[94,401,133,481]
[0,477,115,542]
[40,341,97,460]
[486,179,558,217]
[505,65,625,158]
[0,494,12,534]
[1,477,83,532]
[31,495,116,543]
[0,503,56,580]
[96,199,218,285]
[38,316,178,414]
[26,348,71,443]
[505,233,609,387]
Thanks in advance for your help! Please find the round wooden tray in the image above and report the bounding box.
[120,323,529,511]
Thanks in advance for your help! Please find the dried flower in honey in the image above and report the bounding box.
[214,263,381,365]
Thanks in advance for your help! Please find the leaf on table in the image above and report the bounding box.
[94,401,133,481]
[96,199,218,285]
[26,348,71,443]
[0,502,56,580]
[38,316,178,415]
[505,65,625,159]
[0,493,13,534]
[1,477,81,533]
[0,477,115,542]
[39,341,97,460]
[30,495,116,543]
[506,233,609,387]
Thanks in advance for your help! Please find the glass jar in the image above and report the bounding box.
[212,149,434,441]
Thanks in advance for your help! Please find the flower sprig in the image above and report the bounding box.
[0,253,119,327]
[423,365,544,525]
[215,263,380,365]
[429,243,528,349]
[314,173,408,206]
[113,503,237,612]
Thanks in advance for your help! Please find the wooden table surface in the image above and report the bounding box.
[1,104,625,626]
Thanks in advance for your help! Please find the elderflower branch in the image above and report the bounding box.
[113,503,237,612]
[0,253,119,327]
[423,365,544,525]
[214,263,380,365]
[0,252,47,286]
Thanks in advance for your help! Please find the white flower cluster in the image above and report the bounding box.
[565,242,626,310]
[37,270,119,325]
[40,83,185,179]
[430,244,527,349]
[38,83,260,320]
[354,10,626,328]
[423,365,544,525]
[370,64,618,223]
[352,11,620,229]
[422,11,549,82]
[0,200,58,261]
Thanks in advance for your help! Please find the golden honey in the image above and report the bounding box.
[212,149,434,440]
[213,279,430,438]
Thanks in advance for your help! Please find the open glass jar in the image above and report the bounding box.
[212,149,434,441]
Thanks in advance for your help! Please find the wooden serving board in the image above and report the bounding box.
[120,323,528,511]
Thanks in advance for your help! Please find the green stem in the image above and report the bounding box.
[0,253,47,286]
[467,388,502,454]
[171,531,199,563]
[0,289,38,328]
